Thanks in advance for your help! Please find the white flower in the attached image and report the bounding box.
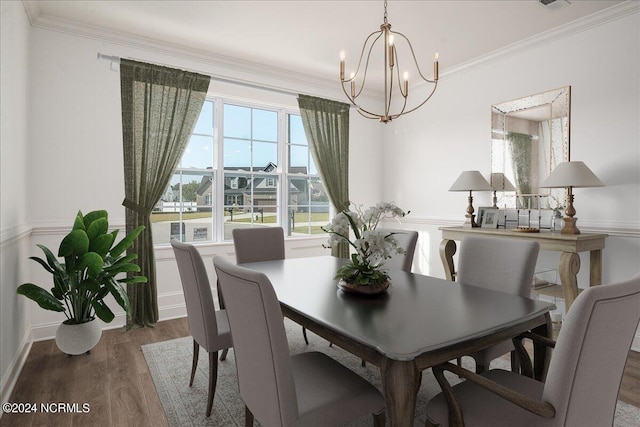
[322,201,409,269]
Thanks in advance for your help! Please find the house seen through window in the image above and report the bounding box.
[151,99,330,244]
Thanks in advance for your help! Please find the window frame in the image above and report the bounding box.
[154,96,330,246]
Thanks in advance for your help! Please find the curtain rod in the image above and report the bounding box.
[97,52,352,106]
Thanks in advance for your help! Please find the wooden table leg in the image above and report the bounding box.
[439,239,457,282]
[380,358,421,427]
[590,249,602,286]
[559,252,580,311]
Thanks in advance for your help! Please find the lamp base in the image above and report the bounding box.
[463,214,480,228]
[561,217,580,234]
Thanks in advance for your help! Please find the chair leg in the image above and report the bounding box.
[475,362,487,374]
[245,405,254,427]
[361,359,366,367]
[373,411,385,427]
[510,350,520,373]
[302,326,309,345]
[190,339,199,387]
[220,348,229,361]
[206,351,219,417]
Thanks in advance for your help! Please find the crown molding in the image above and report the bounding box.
[428,1,640,83]
[24,1,637,96]
[21,1,343,99]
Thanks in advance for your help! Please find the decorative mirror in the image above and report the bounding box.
[491,86,570,209]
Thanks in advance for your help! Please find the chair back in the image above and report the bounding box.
[232,226,285,263]
[542,274,640,427]
[171,240,220,351]
[378,229,419,272]
[457,236,539,297]
[213,255,298,426]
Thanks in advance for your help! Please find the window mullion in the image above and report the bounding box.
[214,97,224,242]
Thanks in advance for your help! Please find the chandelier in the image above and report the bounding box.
[339,0,439,123]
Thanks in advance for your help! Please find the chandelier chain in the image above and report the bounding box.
[383,0,388,24]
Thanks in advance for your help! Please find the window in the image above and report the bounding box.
[151,98,329,244]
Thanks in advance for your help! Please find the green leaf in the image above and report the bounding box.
[86,217,109,242]
[109,225,144,258]
[95,287,109,300]
[51,286,63,299]
[77,252,104,278]
[89,233,114,259]
[16,284,65,312]
[37,245,63,272]
[58,229,90,257]
[108,253,137,267]
[29,256,55,274]
[91,299,115,323]
[78,277,100,293]
[72,211,86,231]
[118,276,148,284]
[103,263,140,274]
[83,210,108,229]
[344,212,362,240]
[53,274,70,297]
[105,278,131,316]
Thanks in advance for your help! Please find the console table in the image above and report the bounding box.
[439,226,608,310]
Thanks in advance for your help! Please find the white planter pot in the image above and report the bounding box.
[55,319,102,355]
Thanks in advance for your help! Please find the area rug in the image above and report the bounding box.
[142,319,640,426]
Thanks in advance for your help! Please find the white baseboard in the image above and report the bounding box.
[633,335,640,353]
[0,329,32,411]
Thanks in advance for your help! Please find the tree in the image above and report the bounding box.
[172,181,200,202]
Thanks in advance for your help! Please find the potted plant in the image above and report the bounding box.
[323,202,408,294]
[17,210,146,355]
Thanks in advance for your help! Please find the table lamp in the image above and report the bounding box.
[489,173,516,208]
[540,161,604,234]
[449,170,492,228]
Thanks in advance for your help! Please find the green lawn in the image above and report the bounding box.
[151,211,329,226]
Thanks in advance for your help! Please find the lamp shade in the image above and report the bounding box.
[540,161,604,188]
[489,173,516,191]
[449,170,492,192]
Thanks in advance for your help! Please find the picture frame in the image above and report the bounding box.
[476,206,493,228]
[481,208,500,228]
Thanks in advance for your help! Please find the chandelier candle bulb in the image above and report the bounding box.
[388,34,395,68]
[403,72,409,95]
[339,51,345,80]
[350,72,356,97]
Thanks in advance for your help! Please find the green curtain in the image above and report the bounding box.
[507,132,533,208]
[297,94,350,258]
[120,59,210,327]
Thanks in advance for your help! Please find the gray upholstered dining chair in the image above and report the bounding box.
[456,235,539,373]
[213,255,386,427]
[232,226,311,345]
[171,240,233,417]
[425,273,640,427]
[378,228,419,272]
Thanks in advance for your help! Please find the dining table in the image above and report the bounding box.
[239,255,554,427]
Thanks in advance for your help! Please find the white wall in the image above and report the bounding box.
[0,0,33,405]
[22,22,385,339]
[384,8,640,342]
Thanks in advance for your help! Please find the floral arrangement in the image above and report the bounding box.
[323,202,409,286]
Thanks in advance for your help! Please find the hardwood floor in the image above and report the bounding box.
[3,317,639,426]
